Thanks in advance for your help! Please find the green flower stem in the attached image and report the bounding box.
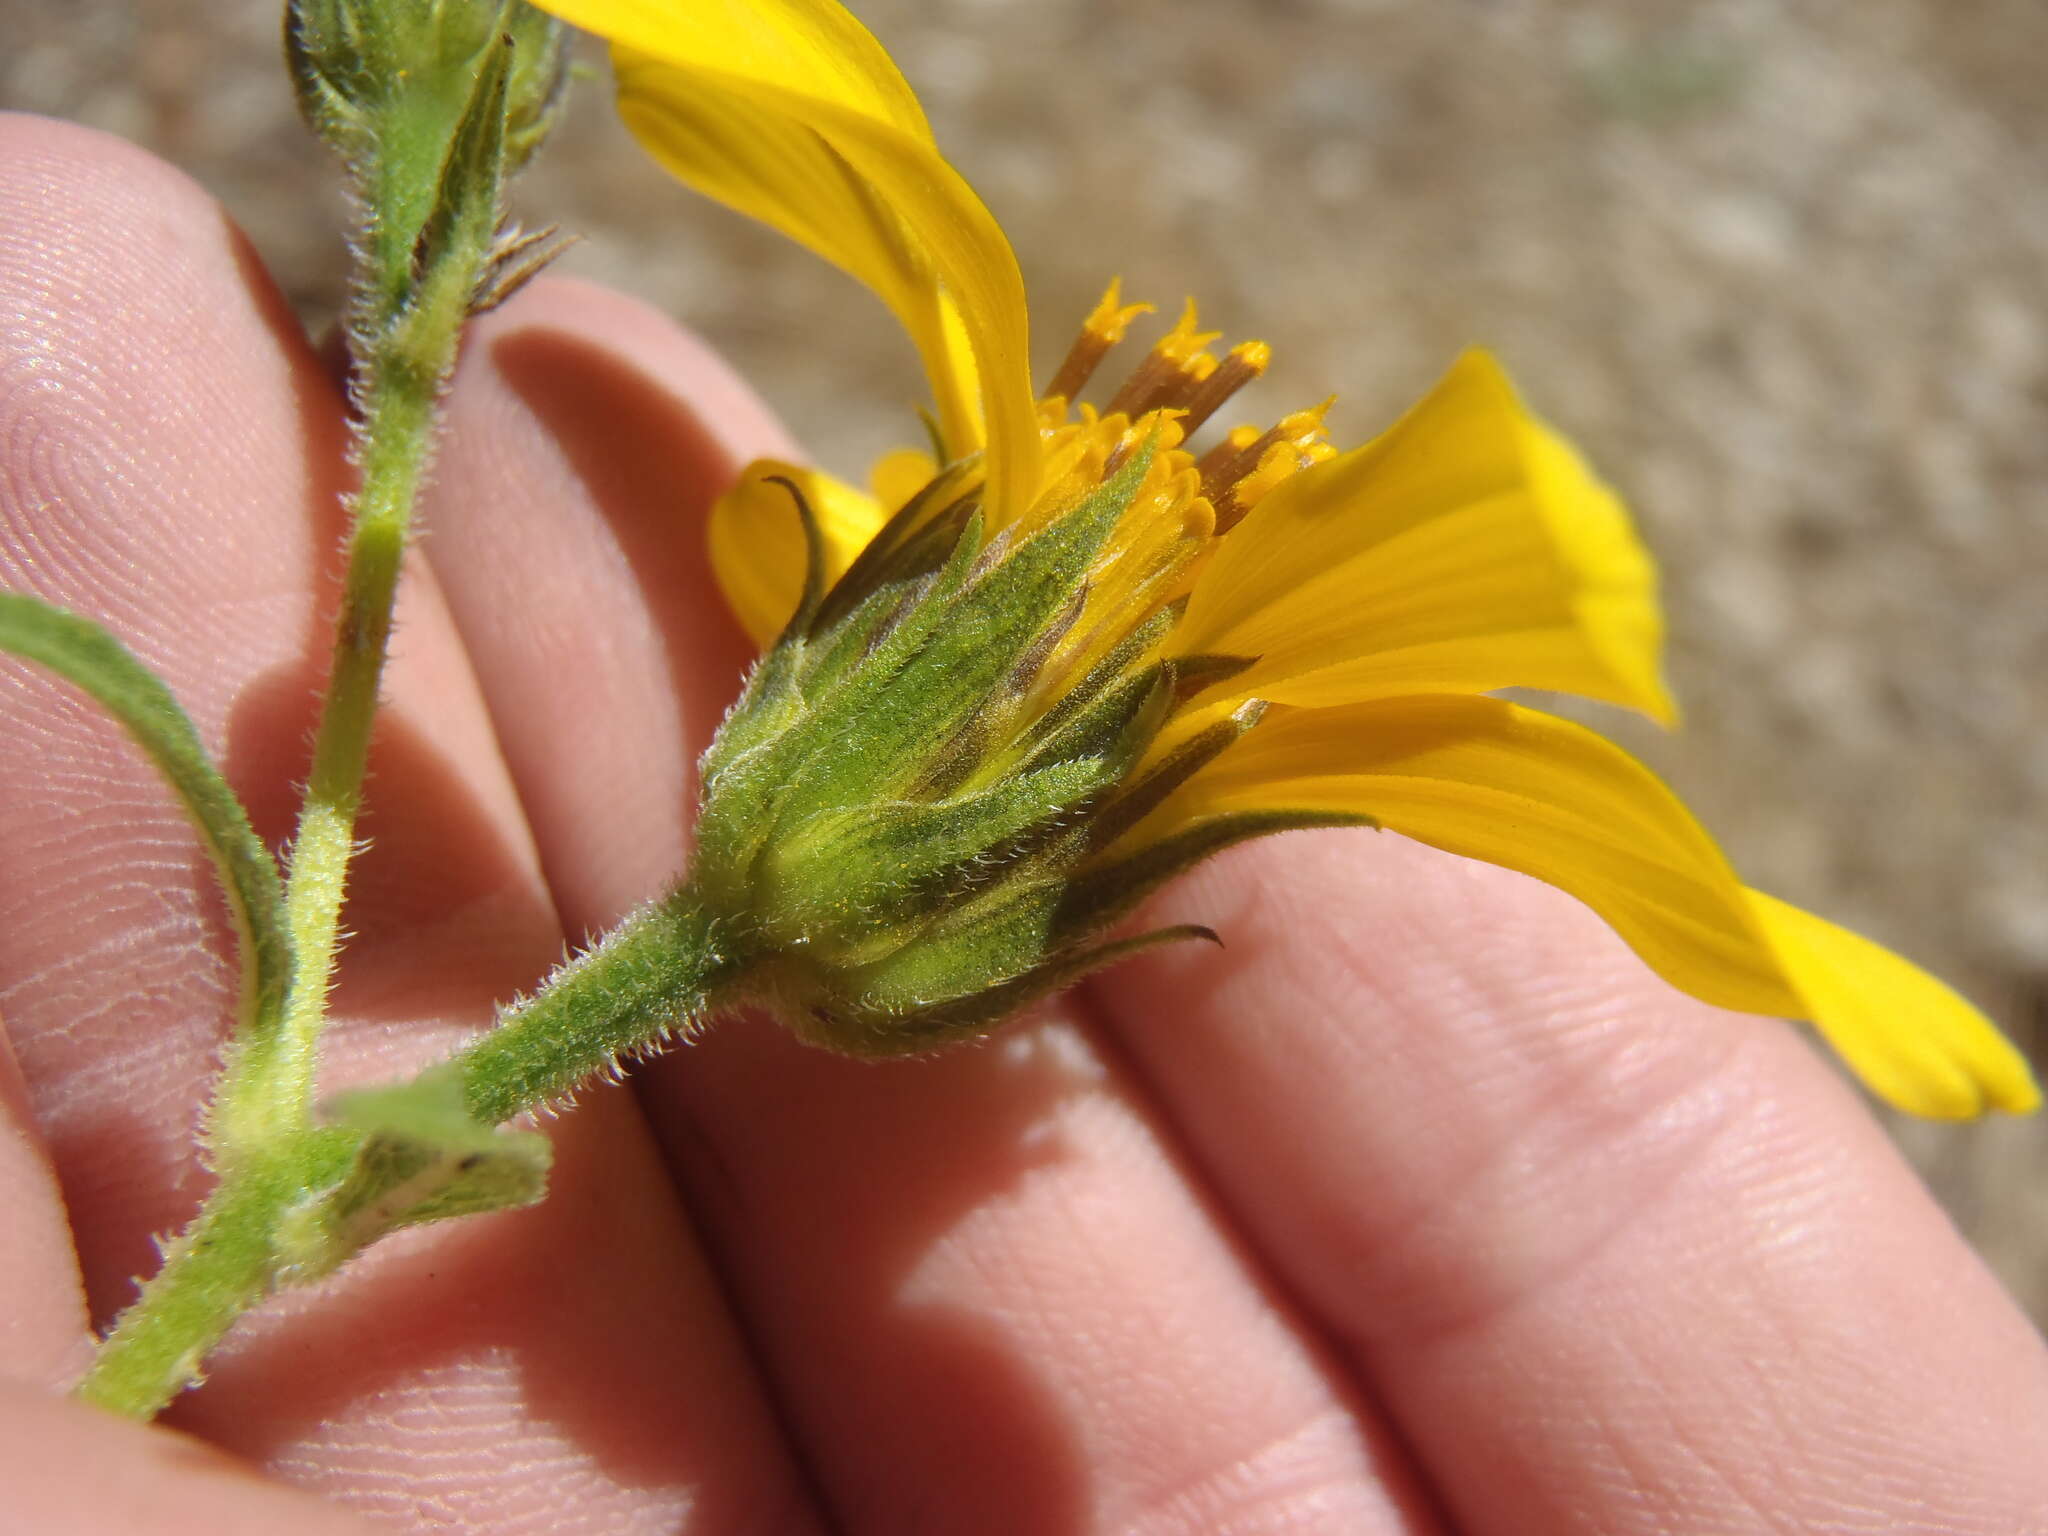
[214,281,469,1156]
[72,1131,355,1419]
[82,56,505,1421]
[455,893,741,1125]
[77,224,480,1424]
[76,892,734,1421]
[251,339,445,1138]
[228,7,522,1153]
[72,7,572,1423]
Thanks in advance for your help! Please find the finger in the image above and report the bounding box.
[0,1017,91,1387]
[0,1378,381,1536]
[0,114,820,1532]
[422,282,1444,1533]
[410,273,781,934]
[1087,830,2048,1532]
[649,1004,1440,1533]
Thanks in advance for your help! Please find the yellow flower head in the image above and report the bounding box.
[531,0,2035,1118]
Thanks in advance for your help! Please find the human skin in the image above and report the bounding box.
[1,112,2045,1535]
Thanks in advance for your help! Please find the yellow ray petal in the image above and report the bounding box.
[1171,350,1675,722]
[709,458,891,647]
[532,0,1039,523]
[1134,694,2034,1116]
[1745,892,2040,1118]
[869,446,938,514]
[530,0,932,132]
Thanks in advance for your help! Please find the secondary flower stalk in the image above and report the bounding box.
[71,0,574,1420]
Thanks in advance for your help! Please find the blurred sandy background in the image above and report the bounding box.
[6,1,2046,1316]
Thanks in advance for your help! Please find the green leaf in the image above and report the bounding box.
[0,593,292,1036]
[409,23,516,304]
[278,1067,552,1280]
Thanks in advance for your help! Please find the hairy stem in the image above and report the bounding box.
[456,893,741,1125]
[81,244,480,1421]
[290,342,448,1080]
[74,889,734,1418]
[72,1132,356,1419]
[215,350,445,1157]
[72,7,581,1423]
[219,14,517,1153]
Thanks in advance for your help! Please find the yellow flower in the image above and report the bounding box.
[530,0,2035,1118]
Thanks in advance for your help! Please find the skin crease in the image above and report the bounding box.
[1,113,2045,1535]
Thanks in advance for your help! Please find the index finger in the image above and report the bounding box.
[1087,829,2048,1532]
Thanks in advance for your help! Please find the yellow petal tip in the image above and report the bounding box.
[1747,890,2041,1121]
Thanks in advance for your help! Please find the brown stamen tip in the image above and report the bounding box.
[1211,440,1321,533]
[1175,340,1271,437]
[1209,485,1255,535]
[1105,349,1209,418]
[1046,279,1154,403]
[1196,424,1263,477]
[1198,420,1285,507]
[1047,334,1117,407]
[1202,398,1332,499]
[1104,299,1227,417]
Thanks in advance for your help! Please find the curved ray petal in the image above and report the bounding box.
[1173,351,1675,722]
[534,0,1039,520]
[1136,694,2036,1117]
[1747,893,2039,1117]
[709,458,890,646]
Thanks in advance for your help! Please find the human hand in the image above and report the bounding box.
[3,115,2044,1535]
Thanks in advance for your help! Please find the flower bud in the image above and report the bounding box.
[287,0,567,174]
